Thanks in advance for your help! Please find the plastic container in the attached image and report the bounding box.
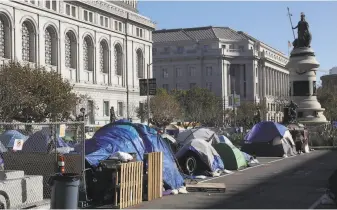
[49,173,81,209]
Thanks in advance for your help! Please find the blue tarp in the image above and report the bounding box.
[244,121,288,143]
[0,130,28,148]
[85,120,185,190]
[22,130,69,152]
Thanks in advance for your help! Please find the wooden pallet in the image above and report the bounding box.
[113,161,143,209]
[185,183,226,193]
[144,152,163,201]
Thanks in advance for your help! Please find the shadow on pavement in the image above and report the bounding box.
[206,150,337,209]
[133,150,337,209]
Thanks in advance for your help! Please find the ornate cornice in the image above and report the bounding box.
[78,0,155,28]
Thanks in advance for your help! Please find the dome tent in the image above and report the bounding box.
[22,129,69,153]
[177,128,220,145]
[241,121,296,157]
[0,130,28,148]
[84,120,185,191]
[175,138,224,175]
[213,143,247,170]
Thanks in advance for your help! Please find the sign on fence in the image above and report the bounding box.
[59,124,66,137]
[13,139,24,151]
[139,79,157,96]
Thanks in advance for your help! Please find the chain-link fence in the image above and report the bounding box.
[0,121,85,207]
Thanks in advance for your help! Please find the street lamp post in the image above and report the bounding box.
[146,63,153,126]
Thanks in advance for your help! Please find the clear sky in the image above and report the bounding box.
[138,1,337,82]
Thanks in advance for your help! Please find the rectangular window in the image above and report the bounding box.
[119,22,122,32]
[100,16,104,26]
[162,69,168,78]
[140,29,143,37]
[84,10,88,21]
[118,102,123,116]
[66,4,71,15]
[105,17,109,27]
[83,10,93,23]
[177,46,184,54]
[89,12,93,22]
[103,101,109,116]
[175,67,182,77]
[115,21,118,30]
[206,82,212,91]
[206,66,212,76]
[189,67,196,76]
[71,6,76,17]
[46,0,51,9]
[190,83,196,89]
[162,84,169,91]
[204,45,209,52]
[136,28,139,37]
[52,0,57,11]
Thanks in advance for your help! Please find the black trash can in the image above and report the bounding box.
[49,173,81,209]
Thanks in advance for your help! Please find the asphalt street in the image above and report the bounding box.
[133,150,337,209]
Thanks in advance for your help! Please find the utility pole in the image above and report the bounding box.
[146,63,153,126]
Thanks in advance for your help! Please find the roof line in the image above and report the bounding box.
[237,31,287,56]
[153,26,214,33]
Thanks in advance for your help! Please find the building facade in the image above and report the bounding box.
[0,0,155,124]
[152,26,289,122]
[321,67,337,89]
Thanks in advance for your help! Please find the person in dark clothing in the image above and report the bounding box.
[294,131,304,154]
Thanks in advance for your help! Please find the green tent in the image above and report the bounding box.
[213,143,247,170]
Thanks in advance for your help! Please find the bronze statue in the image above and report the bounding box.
[291,12,312,48]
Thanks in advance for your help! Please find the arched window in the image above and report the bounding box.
[45,26,58,66]
[114,44,123,76]
[0,13,11,59]
[136,49,144,78]
[83,35,94,71]
[22,20,36,62]
[99,40,109,74]
[65,31,77,69]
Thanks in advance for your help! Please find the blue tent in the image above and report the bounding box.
[0,130,28,148]
[84,120,185,191]
[244,121,288,143]
[241,121,293,157]
[22,130,69,152]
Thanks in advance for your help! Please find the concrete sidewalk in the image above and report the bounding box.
[133,150,337,209]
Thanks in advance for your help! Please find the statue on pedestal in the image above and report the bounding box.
[287,8,312,48]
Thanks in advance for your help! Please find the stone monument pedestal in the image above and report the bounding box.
[286,47,328,125]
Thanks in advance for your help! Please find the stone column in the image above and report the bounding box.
[277,71,281,96]
[266,68,270,95]
[223,61,228,107]
[270,69,276,96]
[262,66,266,97]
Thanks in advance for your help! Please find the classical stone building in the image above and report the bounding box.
[321,67,337,89]
[0,0,155,124]
[152,26,289,122]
